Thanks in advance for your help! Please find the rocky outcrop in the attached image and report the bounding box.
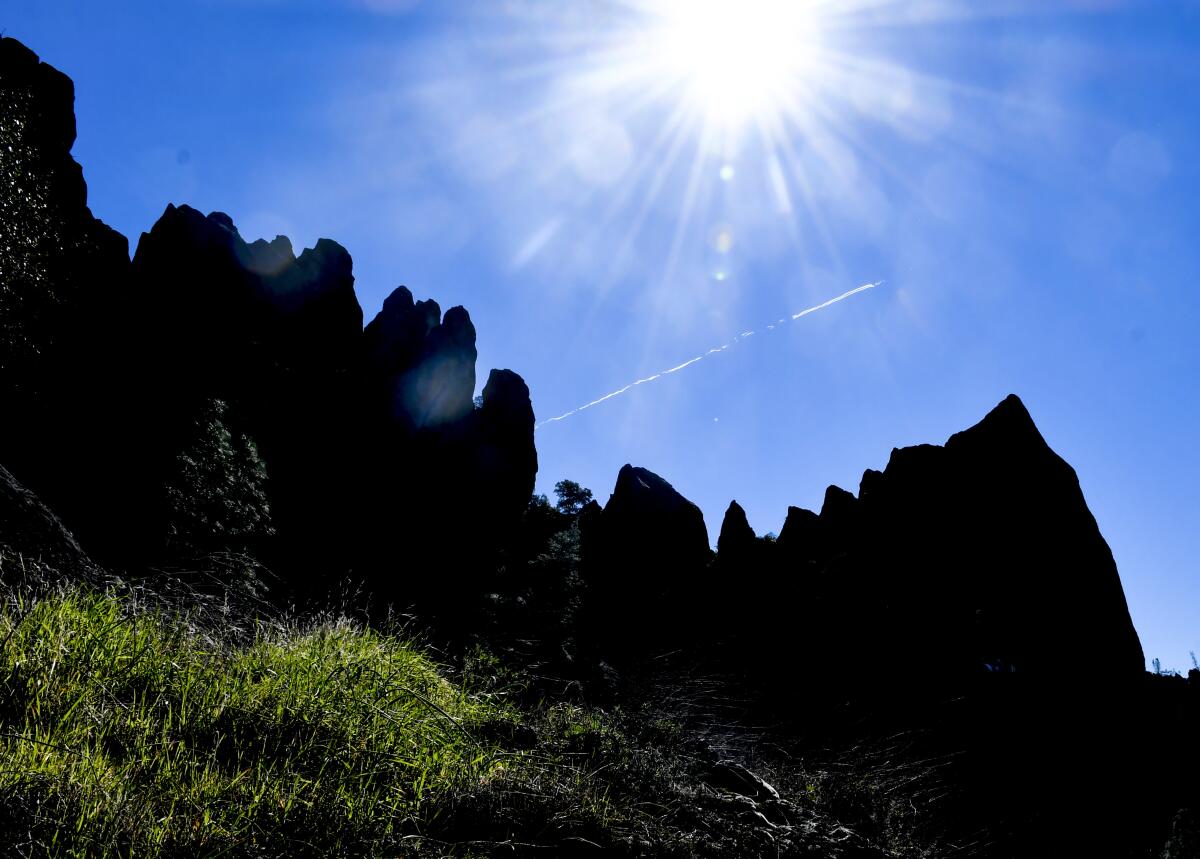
[857,393,1143,679]
[581,465,711,651]
[474,369,538,521]
[357,288,535,609]
[128,204,362,388]
[0,37,130,537]
[363,286,441,421]
[406,304,476,430]
[778,506,818,551]
[598,465,711,572]
[78,204,365,568]
[717,500,756,561]
[761,394,1145,690]
[0,39,129,373]
[585,396,1143,688]
[0,38,538,600]
[363,286,477,433]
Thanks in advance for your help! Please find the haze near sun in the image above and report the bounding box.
[648,0,825,128]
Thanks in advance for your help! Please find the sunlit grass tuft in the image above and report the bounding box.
[0,587,508,857]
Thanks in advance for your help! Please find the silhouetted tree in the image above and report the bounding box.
[554,479,593,516]
[163,399,273,554]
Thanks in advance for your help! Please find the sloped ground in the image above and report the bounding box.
[0,555,890,859]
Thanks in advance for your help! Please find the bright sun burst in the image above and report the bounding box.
[649,0,825,129]
[445,0,970,289]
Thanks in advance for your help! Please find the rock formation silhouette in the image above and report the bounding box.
[116,204,363,572]
[581,396,1142,692]
[0,35,1145,685]
[727,393,1143,688]
[581,464,712,651]
[0,37,131,542]
[0,37,537,610]
[716,500,755,561]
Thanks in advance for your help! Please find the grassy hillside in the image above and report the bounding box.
[0,555,877,859]
[0,579,512,855]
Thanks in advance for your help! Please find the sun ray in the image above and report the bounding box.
[395,0,1088,431]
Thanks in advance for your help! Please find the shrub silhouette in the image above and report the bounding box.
[163,399,273,555]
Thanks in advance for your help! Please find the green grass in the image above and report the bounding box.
[0,586,513,857]
[0,573,794,857]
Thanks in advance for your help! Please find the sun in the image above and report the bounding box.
[647,0,825,129]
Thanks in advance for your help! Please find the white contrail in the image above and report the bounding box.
[536,280,883,428]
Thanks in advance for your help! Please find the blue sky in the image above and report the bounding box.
[6,0,1199,669]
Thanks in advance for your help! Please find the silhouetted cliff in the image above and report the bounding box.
[583,396,1142,690]
[0,37,537,610]
[0,37,131,541]
[768,393,1144,687]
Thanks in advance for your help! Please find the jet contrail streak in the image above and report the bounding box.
[536,280,882,428]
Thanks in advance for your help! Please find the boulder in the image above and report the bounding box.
[706,760,781,802]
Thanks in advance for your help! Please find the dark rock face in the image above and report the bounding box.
[407,304,477,431]
[582,397,1142,684]
[778,506,819,553]
[0,462,93,579]
[474,369,538,522]
[0,39,129,372]
[117,211,537,594]
[76,204,366,568]
[582,465,711,651]
[711,500,764,625]
[364,286,441,425]
[599,465,711,573]
[358,291,536,611]
[0,38,130,532]
[363,286,477,433]
[127,204,363,390]
[746,394,1144,690]
[884,393,1143,679]
[717,501,756,561]
[0,38,538,606]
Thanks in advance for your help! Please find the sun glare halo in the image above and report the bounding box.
[649,0,824,128]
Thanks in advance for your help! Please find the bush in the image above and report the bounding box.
[163,399,273,555]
